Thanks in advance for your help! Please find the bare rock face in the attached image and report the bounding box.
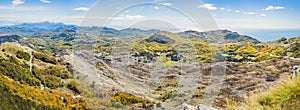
[266,75,276,82]
[291,66,300,79]
[181,103,217,110]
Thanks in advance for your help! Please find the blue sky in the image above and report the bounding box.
[1,0,300,31]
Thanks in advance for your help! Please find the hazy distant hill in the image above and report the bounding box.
[11,21,77,30]
[0,35,22,44]
[178,30,261,44]
[145,31,176,44]
[0,22,76,36]
[0,21,261,44]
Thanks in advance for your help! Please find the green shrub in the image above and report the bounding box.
[32,66,43,80]
[161,91,175,102]
[113,92,144,105]
[16,50,31,61]
[254,53,271,62]
[271,46,286,56]
[42,75,62,89]
[0,57,40,87]
[193,41,214,63]
[0,75,88,109]
[67,81,81,94]
[33,52,58,64]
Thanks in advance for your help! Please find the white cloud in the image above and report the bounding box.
[114,15,145,20]
[40,0,51,3]
[260,14,267,17]
[220,7,225,10]
[162,3,172,6]
[154,6,159,10]
[198,4,217,10]
[235,10,240,13]
[73,7,89,11]
[12,0,24,6]
[243,12,255,15]
[262,6,285,11]
[274,6,285,10]
[0,6,45,11]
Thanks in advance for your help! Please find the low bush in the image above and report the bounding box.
[0,75,88,109]
[33,52,58,64]
[113,92,148,105]
[16,50,31,61]
[41,75,62,89]
[0,56,40,87]
[67,81,81,94]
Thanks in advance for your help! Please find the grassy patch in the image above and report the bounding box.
[0,75,88,110]
[227,76,300,110]
[113,92,155,108]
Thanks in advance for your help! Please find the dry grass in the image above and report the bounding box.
[227,76,300,110]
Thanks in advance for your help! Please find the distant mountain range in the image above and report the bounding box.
[0,21,260,43]
[10,21,77,30]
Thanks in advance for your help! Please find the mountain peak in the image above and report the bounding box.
[145,32,176,44]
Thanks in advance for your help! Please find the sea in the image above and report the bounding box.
[235,29,300,42]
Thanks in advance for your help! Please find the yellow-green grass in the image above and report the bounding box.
[227,76,300,110]
[0,75,88,110]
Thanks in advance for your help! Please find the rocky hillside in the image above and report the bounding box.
[178,30,261,44]
[0,22,299,109]
[0,35,22,44]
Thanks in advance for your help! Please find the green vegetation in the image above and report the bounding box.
[42,75,63,89]
[161,91,175,102]
[33,52,58,64]
[134,41,173,53]
[0,43,73,89]
[46,66,71,79]
[223,41,297,62]
[0,43,89,109]
[0,75,88,110]
[112,92,155,108]
[67,81,82,94]
[113,92,144,105]
[94,41,113,55]
[133,41,177,64]
[193,41,214,63]
[0,55,41,86]
[21,38,73,55]
[93,31,299,64]
[16,50,31,61]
